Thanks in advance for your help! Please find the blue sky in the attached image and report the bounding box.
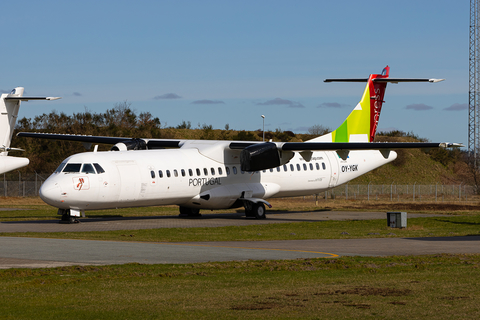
[1,0,468,145]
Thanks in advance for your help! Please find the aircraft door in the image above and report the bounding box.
[116,164,141,202]
[325,151,340,188]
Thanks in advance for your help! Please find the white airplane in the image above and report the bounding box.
[0,88,60,174]
[18,66,461,223]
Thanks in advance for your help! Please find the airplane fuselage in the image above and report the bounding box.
[39,141,397,213]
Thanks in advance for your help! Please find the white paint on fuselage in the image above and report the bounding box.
[39,146,397,212]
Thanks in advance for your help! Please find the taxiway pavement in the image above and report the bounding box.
[1,211,479,269]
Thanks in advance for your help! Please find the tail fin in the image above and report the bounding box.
[310,66,390,143]
[0,87,25,154]
[309,66,444,143]
[0,88,60,173]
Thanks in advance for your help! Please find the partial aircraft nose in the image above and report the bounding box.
[39,178,64,208]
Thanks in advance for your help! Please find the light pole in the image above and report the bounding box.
[261,115,265,141]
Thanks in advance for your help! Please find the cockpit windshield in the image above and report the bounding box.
[59,162,105,174]
[81,163,96,174]
[63,163,82,173]
[55,162,67,173]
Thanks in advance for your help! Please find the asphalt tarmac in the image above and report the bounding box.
[1,211,479,269]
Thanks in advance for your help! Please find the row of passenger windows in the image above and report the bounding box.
[152,162,327,179]
[56,162,105,174]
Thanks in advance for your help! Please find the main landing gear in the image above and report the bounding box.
[244,202,266,219]
[178,206,202,218]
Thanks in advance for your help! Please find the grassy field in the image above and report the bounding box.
[1,255,479,319]
[1,197,480,318]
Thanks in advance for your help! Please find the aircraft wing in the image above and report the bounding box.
[229,141,462,151]
[232,141,463,171]
[18,132,463,151]
[16,132,183,149]
[279,142,462,150]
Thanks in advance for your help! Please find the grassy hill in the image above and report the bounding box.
[10,107,470,185]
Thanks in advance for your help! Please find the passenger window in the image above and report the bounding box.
[181,169,186,177]
[309,163,313,170]
[63,163,81,173]
[283,165,288,172]
[159,170,163,178]
[55,162,67,173]
[81,163,96,174]
[150,170,155,179]
[322,162,326,170]
[174,170,178,177]
[218,167,223,175]
[226,167,230,175]
[276,167,281,172]
[262,170,266,173]
[166,170,171,178]
[93,163,105,174]
[189,169,193,177]
[196,168,201,176]
[296,164,301,171]
[290,164,294,171]
[316,163,320,170]
[270,168,274,172]
[211,168,215,175]
[203,168,208,176]
[233,167,237,174]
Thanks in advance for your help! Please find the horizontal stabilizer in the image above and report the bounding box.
[0,146,24,152]
[5,96,61,101]
[324,78,444,83]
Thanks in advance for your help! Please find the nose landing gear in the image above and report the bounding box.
[58,209,80,224]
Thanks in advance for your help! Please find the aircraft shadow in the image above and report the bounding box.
[405,235,480,242]
[1,210,333,225]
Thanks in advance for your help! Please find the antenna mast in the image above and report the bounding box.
[469,0,480,165]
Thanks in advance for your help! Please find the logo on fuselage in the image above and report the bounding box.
[73,176,90,190]
[189,178,221,187]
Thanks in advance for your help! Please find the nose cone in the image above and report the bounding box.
[39,178,63,208]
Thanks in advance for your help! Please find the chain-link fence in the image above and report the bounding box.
[0,174,477,202]
[324,184,475,202]
[0,173,49,197]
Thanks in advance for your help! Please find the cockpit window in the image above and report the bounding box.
[55,162,67,173]
[81,163,96,174]
[93,163,105,174]
[63,163,82,173]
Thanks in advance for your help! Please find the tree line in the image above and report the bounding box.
[10,103,328,174]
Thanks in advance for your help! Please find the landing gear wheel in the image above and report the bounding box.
[59,211,79,224]
[252,203,266,219]
[178,206,202,218]
[244,202,266,219]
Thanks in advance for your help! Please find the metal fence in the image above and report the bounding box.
[0,173,477,202]
[325,184,476,202]
[0,173,49,197]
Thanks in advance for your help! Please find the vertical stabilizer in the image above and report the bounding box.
[310,66,390,143]
[0,88,60,173]
[309,66,443,143]
[0,87,24,155]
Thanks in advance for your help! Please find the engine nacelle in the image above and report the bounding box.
[111,139,147,151]
[240,142,281,172]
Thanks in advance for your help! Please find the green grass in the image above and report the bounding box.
[0,205,186,221]
[1,255,479,319]
[2,215,480,242]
